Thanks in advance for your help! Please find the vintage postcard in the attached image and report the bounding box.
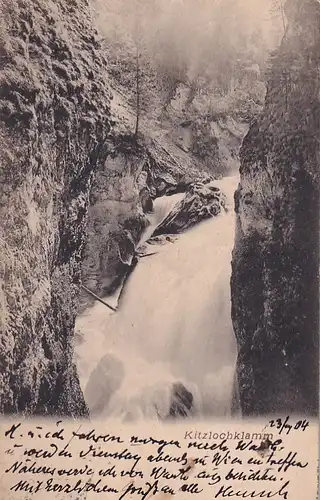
[0,0,319,499]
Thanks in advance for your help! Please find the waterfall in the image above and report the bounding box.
[138,192,186,246]
[75,176,240,422]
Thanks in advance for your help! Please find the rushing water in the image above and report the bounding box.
[138,192,186,246]
[75,175,240,421]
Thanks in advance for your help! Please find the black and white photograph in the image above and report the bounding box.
[0,0,319,426]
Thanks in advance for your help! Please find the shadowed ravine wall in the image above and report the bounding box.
[231,0,320,417]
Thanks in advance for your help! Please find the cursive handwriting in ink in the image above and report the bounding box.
[150,465,192,482]
[79,445,141,464]
[188,440,229,453]
[266,450,308,473]
[225,468,278,482]
[215,481,290,499]
[236,439,282,453]
[268,417,309,436]
[130,436,181,454]
[179,482,203,494]
[119,480,159,500]
[5,423,22,439]
[2,420,313,500]
[4,421,66,441]
[45,478,118,494]
[72,429,124,444]
[147,451,188,466]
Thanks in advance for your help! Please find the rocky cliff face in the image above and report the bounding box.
[0,0,112,415]
[231,0,319,417]
[78,129,219,311]
[79,134,149,307]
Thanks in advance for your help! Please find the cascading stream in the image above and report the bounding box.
[75,175,240,422]
[138,192,186,246]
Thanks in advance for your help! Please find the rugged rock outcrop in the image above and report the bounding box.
[168,382,194,419]
[154,183,226,236]
[166,84,250,175]
[0,0,112,415]
[79,135,148,308]
[231,0,319,417]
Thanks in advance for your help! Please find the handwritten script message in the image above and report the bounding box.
[0,418,317,500]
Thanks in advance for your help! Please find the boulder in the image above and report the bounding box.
[147,235,178,246]
[154,172,178,197]
[168,382,194,418]
[139,187,153,214]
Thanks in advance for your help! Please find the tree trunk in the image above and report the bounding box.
[135,47,140,139]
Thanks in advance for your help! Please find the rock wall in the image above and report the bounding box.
[231,0,319,417]
[79,135,148,309]
[0,0,112,415]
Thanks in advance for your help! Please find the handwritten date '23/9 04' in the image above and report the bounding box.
[267,417,309,436]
